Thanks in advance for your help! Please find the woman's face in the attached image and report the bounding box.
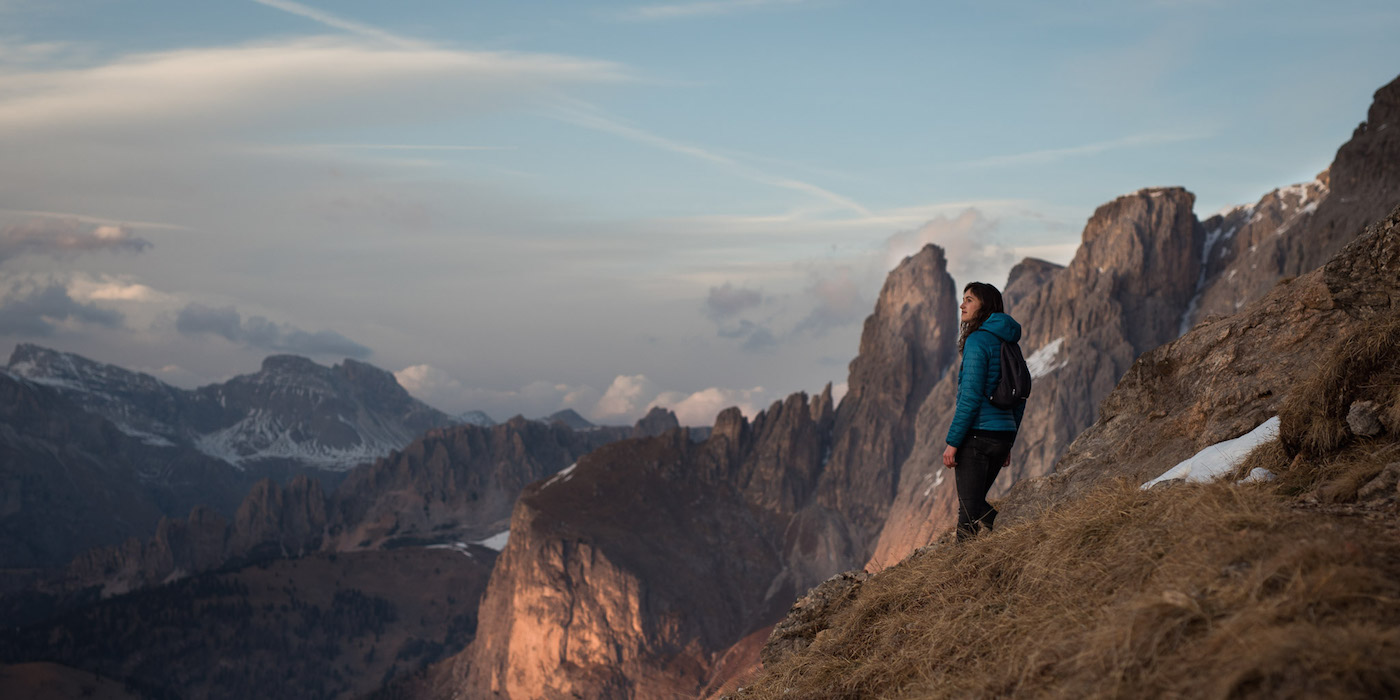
[960,290,982,323]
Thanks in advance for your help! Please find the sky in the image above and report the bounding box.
[1,0,1397,427]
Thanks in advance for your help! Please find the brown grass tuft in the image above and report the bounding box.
[1278,314,1400,458]
[737,478,1400,700]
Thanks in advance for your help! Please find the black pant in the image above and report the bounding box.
[955,434,1013,541]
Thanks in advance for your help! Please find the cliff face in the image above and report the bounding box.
[1000,203,1400,522]
[325,416,638,552]
[815,245,959,554]
[460,431,793,699]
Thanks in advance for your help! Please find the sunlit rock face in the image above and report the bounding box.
[456,427,801,699]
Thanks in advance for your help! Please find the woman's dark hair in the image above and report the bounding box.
[958,282,1005,353]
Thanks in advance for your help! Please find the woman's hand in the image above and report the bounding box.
[1003,454,1011,468]
[942,445,958,468]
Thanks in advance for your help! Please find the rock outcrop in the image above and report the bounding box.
[1000,202,1400,523]
[325,416,639,552]
[815,244,959,554]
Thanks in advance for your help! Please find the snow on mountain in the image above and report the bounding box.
[5,344,455,473]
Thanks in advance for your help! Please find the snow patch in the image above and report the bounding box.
[426,542,476,559]
[542,462,578,488]
[1025,337,1067,379]
[476,530,509,551]
[1142,417,1279,488]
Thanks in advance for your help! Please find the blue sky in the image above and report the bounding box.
[1,0,1397,425]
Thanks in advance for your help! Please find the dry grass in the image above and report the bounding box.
[1278,314,1400,458]
[737,478,1400,699]
[732,311,1400,699]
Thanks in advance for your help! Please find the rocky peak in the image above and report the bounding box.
[231,475,327,558]
[258,354,322,375]
[815,243,959,551]
[631,406,680,438]
[334,357,410,400]
[1003,258,1064,313]
[545,408,594,430]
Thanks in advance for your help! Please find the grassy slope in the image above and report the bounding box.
[737,308,1400,699]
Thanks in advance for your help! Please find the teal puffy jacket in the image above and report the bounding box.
[945,312,1026,448]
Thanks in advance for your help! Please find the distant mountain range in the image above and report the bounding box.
[7,345,456,474]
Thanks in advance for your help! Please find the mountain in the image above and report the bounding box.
[0,371,247,571]
[541,409,594,430]
[36,409,679,607]
[458,410,495,427]
[733,203,1400,700]
[8,345,457,477]
[866,73,1400,566]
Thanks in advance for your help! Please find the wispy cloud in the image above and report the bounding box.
[250,0,423,48]
[961,132,1208,168]
[621,0,816,21]
[312,144,517,152]
[550,100,871,217]
[0,39,629,135]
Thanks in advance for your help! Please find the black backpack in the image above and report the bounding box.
[980,331,1032,410]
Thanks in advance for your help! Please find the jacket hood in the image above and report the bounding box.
[977,312,1021,343]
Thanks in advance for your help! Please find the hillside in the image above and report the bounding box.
[730,206,1400,699]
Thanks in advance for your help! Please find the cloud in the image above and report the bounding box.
[593,374,658,420]
[0,282,124,336]
[650,385,767,427]
[717,318,778,352]
[705,282,762,319]
[550,100,871,217]
[793,266,868,337]
[0,38,628,137]
[885,208,1018,287]
[621,0,815,21]
[65,275,170,303]
[961,132,1207,169]
[175,303,371,358]
[250,0,423,49]
[0,218,151,265]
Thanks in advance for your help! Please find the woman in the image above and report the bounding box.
[941,282,1024,541]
